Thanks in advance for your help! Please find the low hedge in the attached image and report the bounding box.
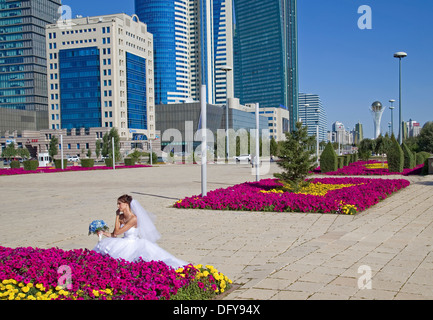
[422,157,431,175]
[416,151,432,165]
[124,158,135,166]
[54,159,67,169]
[104,158,113,167]
[23,160,39,171]
[81,159,94,168]
[10,160,20,169]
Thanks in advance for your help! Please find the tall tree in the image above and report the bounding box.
[48,135,59,160]
[102,128,121,161]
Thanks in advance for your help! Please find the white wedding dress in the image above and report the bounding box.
[93,199,187,270]
[93,226,187,269]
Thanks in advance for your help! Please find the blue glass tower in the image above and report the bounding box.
[135,0,187,104]
[0,0,61,130]
[135,0,233,105]
[233,0,298,131]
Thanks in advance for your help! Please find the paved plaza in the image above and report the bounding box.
[1,162,433,300]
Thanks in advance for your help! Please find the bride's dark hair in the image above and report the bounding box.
[118,194,133,205]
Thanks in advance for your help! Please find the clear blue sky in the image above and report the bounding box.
[61,0,433,139]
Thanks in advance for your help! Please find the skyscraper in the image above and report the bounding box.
[134,0,234,105]
[233,0,298,131]
[0,0,61,131]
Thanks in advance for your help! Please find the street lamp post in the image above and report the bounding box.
[315,108,320,165]
[394,52,407,144]
[220,65,232,161]
[389,99,395,137]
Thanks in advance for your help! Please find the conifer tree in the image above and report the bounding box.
[274,121,317,191]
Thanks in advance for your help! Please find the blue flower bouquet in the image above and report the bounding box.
[89,220,109,241]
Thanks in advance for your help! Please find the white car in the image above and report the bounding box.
[235,154,251,163]
[67,156,80,162]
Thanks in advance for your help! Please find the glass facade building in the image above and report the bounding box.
[233,0,298,131]
[298,93,327,142]
[126,52,147,130]
[135,0,234,105]
[59,47,102,129]
[135,0,188,104]
[0,0,61,130]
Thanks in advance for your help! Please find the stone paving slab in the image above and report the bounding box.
[0,162,432,300]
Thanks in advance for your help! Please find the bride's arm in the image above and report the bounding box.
[100,211,122,237]
[112,215,137,237]
[101,214,137,238]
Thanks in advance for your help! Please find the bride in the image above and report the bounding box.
[93,194,187,269]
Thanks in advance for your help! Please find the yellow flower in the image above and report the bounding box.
[2,279,9,285]
[21,286,30,293]
[203,271,209,277]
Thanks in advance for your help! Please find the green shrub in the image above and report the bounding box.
[23,160,38,171]
[401,142,415,169]
[344,154,351,166]
[54,159,67,169]
[148,152,158,164]
[386,136,404,173]
[320,142,338,173]
[104,158,113,167]
[422,157,432,175]
[124,158,135,166]
[337,156,345,169]
[416,151,432,165]
[81,159,95,168]
[10,160,20,169]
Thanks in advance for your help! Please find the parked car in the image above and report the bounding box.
[234,154,251,163]
[67,155,80,162]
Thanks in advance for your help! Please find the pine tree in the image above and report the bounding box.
[274,121,317,191]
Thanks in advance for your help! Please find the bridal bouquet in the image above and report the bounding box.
[88,220,109,241]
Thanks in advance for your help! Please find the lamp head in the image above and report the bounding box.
[220,65,233,72]
[394,52,407,58]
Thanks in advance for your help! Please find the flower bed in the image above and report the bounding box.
[313,160,424,176]
[0,246,232,300]
[0,164,151,177]
[174,177,410,214]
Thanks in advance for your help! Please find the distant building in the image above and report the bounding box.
[298,93,327,141]
[329,121,352,145]
[407,119,421,138]
[353,122,363,144]
[45,13,156,141]
[155,100,269,153]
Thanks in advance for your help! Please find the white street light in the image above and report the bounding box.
[220,65,232,161]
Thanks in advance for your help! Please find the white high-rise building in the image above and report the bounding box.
[45,14,155,140]
[298,93,327,141]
